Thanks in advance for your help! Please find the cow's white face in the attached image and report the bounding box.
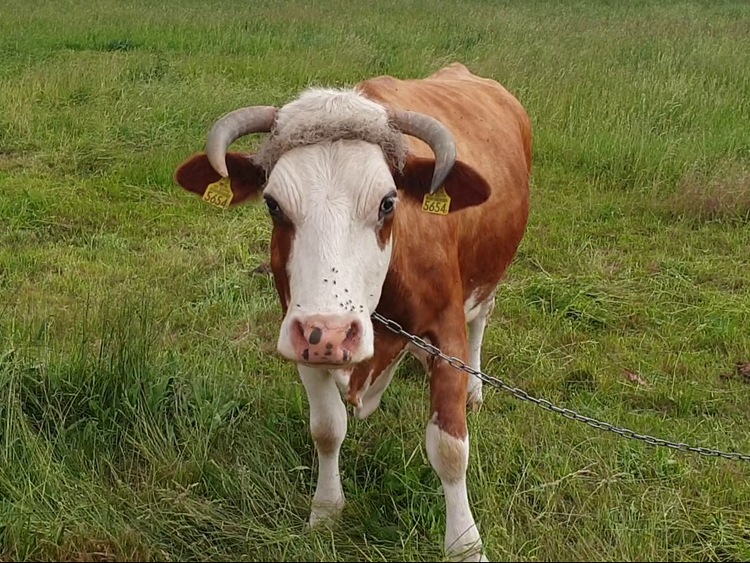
[267,140,397,367]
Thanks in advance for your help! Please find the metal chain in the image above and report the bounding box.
[371,312,750,462]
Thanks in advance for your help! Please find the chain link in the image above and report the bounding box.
[371,312,750,462]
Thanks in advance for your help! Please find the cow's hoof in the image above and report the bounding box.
[446,534,487,562]
[308,499,345,529]
[449,549,489,562]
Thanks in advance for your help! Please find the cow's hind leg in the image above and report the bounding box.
[466,294,495,409]
[298,365,347,527]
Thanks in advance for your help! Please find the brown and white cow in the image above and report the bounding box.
[174,62,531,562]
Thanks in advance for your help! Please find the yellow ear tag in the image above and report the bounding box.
[421,186,451,215]
[202,176,233,209]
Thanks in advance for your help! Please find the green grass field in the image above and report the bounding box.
[2,0,750,560]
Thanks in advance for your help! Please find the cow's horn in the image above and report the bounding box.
[205,106,278,177]
[390,109,457,194]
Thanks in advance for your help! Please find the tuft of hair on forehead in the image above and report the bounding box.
[253,87,408,176]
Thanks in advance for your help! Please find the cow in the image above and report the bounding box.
[174,62,532,562]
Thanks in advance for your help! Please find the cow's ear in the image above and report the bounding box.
[174,152,265,206]
[393,156,490,213]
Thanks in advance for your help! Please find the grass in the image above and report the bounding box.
[1,0,750,560]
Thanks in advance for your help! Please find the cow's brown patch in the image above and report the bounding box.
[377,214,395,249]
[270,221,294,312]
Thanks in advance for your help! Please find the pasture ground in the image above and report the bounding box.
[1,0,749,561]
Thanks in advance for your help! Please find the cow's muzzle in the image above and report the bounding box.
[287,313,364,366]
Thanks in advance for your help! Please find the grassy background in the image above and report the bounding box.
[2,0,750,560]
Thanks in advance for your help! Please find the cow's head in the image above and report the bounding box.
[175,88,490,368]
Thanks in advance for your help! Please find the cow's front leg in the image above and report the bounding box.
[426,332,487,562]
[298,364,347,527]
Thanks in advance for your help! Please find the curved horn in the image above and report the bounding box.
[390,109,457,194]
[205,106,278,177]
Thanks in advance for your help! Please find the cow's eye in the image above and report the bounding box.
[379,192,397,220]
[264,195,282,217]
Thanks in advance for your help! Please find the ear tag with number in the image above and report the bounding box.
[203,176,233,209]
[421,186,451,215]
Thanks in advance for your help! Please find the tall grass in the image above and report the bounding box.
[1,0,749,560]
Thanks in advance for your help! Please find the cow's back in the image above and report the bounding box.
[358,63,532,309]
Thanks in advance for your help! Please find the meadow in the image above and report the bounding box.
[1,0,750,560]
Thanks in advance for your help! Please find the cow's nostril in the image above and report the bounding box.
[345,320,361,343]
[309,327,322,345]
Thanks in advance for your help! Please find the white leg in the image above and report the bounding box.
[466,295,495,409]
[298,364,347,527]
[354,348,407,420]
[426,416,487,562]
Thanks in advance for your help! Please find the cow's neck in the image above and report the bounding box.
[374,216,429,339]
